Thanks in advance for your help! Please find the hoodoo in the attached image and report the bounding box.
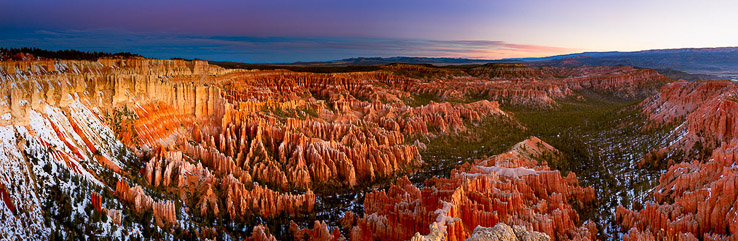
[1,0,736,240]
[0,51,702,240]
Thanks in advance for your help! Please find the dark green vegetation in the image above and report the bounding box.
[193,70,673,240]
[259,105,320,121]
[212,61,382,73]
[101,106,140,147]
[280,57,494,66]
[29,148,129,241]
[408,117,527,183]
[0,47,141,61]
[503,90,672,240]
[404,88,672,240]
[402,91,478,107]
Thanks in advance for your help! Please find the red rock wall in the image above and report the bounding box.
[315,138,598,241]
[618,140,738,240]
[247,224,278,241]
[91,193,102,212]
[290,220,344,241]
[115,180,178,226]
[0,183,16,214]
[641,80,738,155]
[642,80,737,125]
[409,65,668,106]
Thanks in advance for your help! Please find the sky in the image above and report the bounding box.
[1,0,737,63]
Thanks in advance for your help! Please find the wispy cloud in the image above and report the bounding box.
[0,29,578,63]
[428,40,576,53]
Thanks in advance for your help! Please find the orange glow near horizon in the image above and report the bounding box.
[1,0,736,62]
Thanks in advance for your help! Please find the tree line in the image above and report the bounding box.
[0,47,142,61]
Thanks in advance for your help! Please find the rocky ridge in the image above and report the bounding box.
[641,80,738,158]
[295,137,597,241]
[618,79,738,240]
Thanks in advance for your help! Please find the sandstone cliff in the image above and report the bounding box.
[409,65,669,106]
[641,80,738,157]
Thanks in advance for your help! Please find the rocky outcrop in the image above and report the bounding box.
[507,136,561,161]
[614,80,738,240]
[182,91,503,195]
[0,55,677,240]
[464,223,550,241]
[642,80,737,125]
[617,140,738,240]
[290,220,345,241]
[115,180,178,226]
[343,138,596,241]
[641,80,738,157]
[247,224,278,241]
[469,63,543,79]
[91,193,102,212]
[681,96,738,152]
[106,208,123,226]
[197,184,220,217]
[128,102,194,148]
[143,150,219,189]
[560,66,668,98]
[0,58,227,127]
[383,63,466,80]
[221,174,315,219]
[0,183,16,215]
[409,65,669,107]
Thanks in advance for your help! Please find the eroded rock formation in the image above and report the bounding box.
[0,54,674,240]
[618,140,738,240]
[115,180,178,226]
[641,80,738,156]
[463,223,550,241]
[408,65,669,106]
[314,137,598,241]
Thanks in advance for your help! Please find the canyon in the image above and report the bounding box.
[0,51,735,241]
[617,80,738,240]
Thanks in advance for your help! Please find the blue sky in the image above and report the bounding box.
[1,0,736,63]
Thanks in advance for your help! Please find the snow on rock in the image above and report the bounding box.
[0,126,48,240]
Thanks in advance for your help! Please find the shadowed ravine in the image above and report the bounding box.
[504,93,671,240]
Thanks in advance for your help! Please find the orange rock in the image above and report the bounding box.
[5,57,653,240]
[643,80,736,125]
[115,180,178,226]
[326,138,596,241]
[641,80,738,157]
[91,193,102,212]
[290,220,344,241]
[247,224,278,241]
[219,174,315,219]
[105,208,123,226]
[410,65,668,107]
[0,183,16,214]
[618,140,738,240]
